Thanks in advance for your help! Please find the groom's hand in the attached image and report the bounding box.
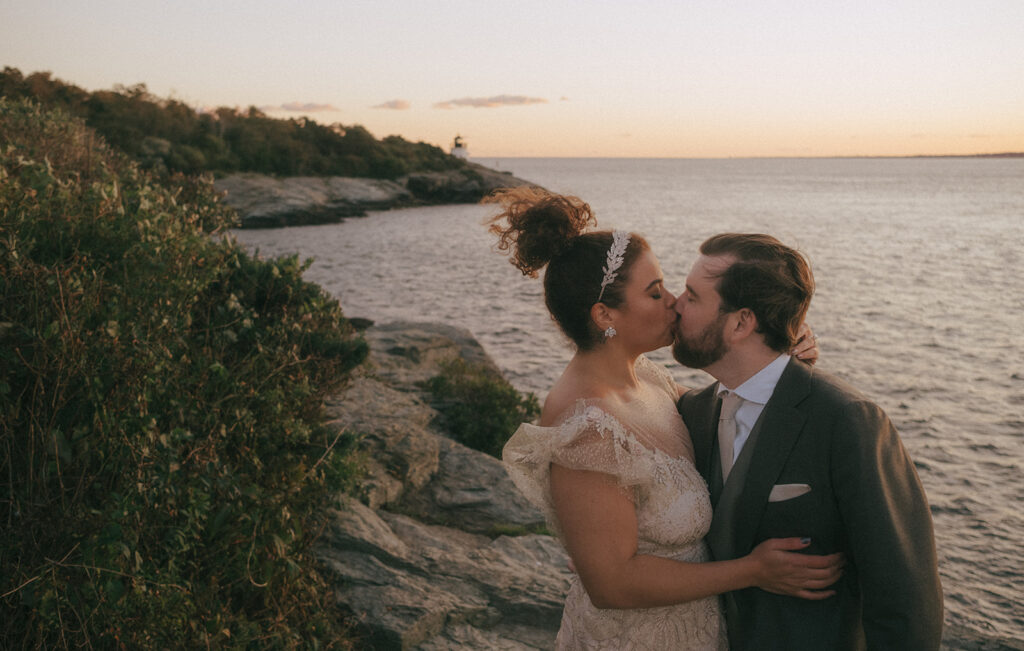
[750,537,844,600]
[791,324,819,365]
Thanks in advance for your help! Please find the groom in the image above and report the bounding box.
[672,233,943,650]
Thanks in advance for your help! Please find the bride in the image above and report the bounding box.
[487,188,841,650]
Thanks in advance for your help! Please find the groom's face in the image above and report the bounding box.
[671,255,733,369]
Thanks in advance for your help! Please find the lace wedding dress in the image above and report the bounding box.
[503,356,727,650]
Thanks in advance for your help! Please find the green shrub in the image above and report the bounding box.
[0,98,368,648]
[422,358,539,458]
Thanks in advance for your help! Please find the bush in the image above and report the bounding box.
[422,358,540,458]
[0,98,368,648]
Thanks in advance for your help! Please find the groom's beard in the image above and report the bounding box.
[672,313,729,369]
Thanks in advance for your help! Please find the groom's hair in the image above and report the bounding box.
[700,233,814,353]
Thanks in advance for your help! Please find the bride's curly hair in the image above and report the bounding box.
[485,187,649,350]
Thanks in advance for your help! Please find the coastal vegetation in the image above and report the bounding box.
[0,67,464,179]
[1,96,544,647]
[423,358,540,459]
[0,98,369,647]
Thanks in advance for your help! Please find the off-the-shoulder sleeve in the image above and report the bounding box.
[636,355,679,400]
[502,402,660,535]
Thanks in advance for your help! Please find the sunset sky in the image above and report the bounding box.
[3,0,1023,158]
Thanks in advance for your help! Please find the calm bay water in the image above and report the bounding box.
[234,157,1024,649]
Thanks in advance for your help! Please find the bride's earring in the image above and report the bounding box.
[604,326,617,339]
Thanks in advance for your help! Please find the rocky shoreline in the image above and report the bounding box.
[214,163,538,228]
[317,321,569,649]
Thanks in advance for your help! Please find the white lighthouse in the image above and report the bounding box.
[450,134,469,159]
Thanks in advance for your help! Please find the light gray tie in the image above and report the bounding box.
[718,391,744,481]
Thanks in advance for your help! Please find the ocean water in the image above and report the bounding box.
[233,157,1024,649]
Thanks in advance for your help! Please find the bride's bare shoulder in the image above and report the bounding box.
[540,368,608,427]
[540,384,575,427]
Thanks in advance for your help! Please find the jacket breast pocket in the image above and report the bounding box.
[759,486,818,540]
[768,483,812,502]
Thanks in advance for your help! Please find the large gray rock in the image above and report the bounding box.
[216,162,538,228]
[402,162,538,205]
[317,321,564,648]
[397,436,546,535]
[363,321,502,391]
[214,174,412,228]
[318,497,569,650]
[324,324,543,527]
[324,376,441,509]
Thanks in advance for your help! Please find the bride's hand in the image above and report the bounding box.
[791,323,819,364]
[748,538,843,600]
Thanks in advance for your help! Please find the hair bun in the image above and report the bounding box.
[485,187,596,277]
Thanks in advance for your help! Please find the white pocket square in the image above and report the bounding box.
[768,483,812,502]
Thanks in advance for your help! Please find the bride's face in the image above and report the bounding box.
[607,249,678,353]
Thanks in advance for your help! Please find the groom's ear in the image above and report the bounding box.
[731,308,759,340]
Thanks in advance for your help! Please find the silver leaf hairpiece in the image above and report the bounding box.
[597,230,630,302]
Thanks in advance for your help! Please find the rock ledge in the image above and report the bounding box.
[318,321,567,649]
[216,163,538,228]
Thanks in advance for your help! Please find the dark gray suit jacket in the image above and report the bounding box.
[678,359,943,650]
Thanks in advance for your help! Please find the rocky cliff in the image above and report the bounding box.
[215,163,538,228]
[318,321,569,649]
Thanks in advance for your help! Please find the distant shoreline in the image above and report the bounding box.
[215,162,540,228]
[906,152,1024,159]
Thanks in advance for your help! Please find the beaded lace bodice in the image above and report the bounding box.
[503,356,726,650]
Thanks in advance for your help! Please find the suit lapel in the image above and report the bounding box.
[730,359,813,553]
[686,383,721,483]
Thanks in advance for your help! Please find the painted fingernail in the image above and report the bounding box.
[800,537,811,545]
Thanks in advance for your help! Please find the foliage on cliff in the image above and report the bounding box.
[0,98,369,648]
[1,66,464,179]
[424,358,540,458]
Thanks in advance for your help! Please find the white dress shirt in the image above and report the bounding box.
[716,353,791,464]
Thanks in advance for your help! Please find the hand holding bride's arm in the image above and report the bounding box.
[550,463,842,609]
[745,538,844,600]
[551,462,738,608]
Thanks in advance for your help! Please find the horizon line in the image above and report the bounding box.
[468,152,1024,161]
[469,152,1024,160]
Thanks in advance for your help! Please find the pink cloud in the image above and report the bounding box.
[433,94,547,109]
[262,102,340,113]
[373,99,411,110]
